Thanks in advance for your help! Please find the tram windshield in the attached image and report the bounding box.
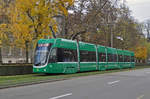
[34,43,52,66]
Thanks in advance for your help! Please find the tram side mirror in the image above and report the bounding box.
[49,48,57,63]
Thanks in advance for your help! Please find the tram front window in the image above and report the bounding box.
[34,43,52,66]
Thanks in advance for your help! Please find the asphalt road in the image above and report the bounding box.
[1,68,150,99]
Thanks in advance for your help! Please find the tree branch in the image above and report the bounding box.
[49,26,56,38]
[70,30,87,40]
[100,0,108,10]
[26,10,34,23]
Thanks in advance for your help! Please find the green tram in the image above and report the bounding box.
[33,38,135,74]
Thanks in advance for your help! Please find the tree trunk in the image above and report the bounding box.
[25,41,29,63]
[30,42,34,64]
[49,26,56,38]
[0,47,2,64]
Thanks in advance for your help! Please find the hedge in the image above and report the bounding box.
[0,63,150,76]
[0,64,33,76]
[135,63,150,66]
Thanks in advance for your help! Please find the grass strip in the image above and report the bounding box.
[0,65,150,89]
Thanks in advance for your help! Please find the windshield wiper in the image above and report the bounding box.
[35,62,41,66]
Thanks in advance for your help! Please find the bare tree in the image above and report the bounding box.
[145,20,150,42]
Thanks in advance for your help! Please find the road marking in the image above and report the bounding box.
[49,93,72,99]
[137,95,144,99]
[146,72,150,74]
[108,80,120,85]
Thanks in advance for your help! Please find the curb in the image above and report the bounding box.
[0,78,69,89]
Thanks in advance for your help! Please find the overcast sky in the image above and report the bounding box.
[126,0,150,22]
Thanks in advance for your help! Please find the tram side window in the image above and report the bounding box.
[80,51,96,62]
[108,54,113,62]
[80,51,88,62]
[113,54,117,62]
[124,55,130,62]
[118,55,120,62]
[99,53,106,62]
[89,51,96,62]
[131,56,134,62]
[124,55,127,62]
[57,48,77,62]
[126,56,130,62]
[107,54,110,62]
[118,55,123,62]
[127,56,131,62]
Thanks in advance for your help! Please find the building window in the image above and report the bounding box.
[8,46,12,56]
[20,48,23,56]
